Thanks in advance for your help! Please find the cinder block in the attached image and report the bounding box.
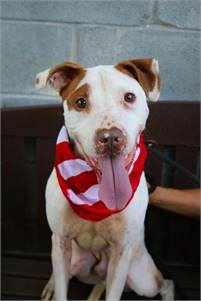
[1,95,59,108]
[1,21,74,96]
[2,0,152,26]
[158,0,201,29]
[77,26,200,101]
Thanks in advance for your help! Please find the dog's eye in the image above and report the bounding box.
[76,98,87,109]
[124,92,136,103]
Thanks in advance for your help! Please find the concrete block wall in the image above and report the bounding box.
[1,0,200,107]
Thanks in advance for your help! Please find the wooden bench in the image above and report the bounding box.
[1,101,200,300]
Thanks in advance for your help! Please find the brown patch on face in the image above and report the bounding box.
[115,58,160,101]
[100,116,116,129]
[63,83,90,112]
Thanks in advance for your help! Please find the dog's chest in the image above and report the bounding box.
[65,212,127,252]
[75,230,108,251]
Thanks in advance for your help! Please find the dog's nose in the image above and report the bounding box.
[95,127,126,156]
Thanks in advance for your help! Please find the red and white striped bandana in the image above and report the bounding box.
[55,126,147,222]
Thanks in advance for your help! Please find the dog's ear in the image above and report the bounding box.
[35,61,85,97]
[115,58,160,102]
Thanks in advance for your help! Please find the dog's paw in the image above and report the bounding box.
[87,281,105,301]
[160,279,174,300]
[41,275,54,300]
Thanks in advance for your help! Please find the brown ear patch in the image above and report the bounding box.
[115,58,160,102]
[47,61,86,98]
[48,61,83,82]
[35,61,86,96]
[59,69,86,101]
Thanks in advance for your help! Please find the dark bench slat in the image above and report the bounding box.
[2,253,200,300]
[2,136,25,251]
[1,105,63,138]
[36,138,55,252]
[146,101,200,147]
[160,146,176,187]
[2,256,51,279]
[174,146,199,187]
[2,275,46,299]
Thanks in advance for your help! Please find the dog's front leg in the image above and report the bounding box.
[51,234,72,301]
[106,244,132,301]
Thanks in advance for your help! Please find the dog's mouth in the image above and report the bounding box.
[83,148,136,211]
[74,136,136,211]
[98,153,133,211]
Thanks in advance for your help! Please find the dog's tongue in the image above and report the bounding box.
[98,155,132,211]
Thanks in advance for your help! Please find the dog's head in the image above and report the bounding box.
[36,58,160,210]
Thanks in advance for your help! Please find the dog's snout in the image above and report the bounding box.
[95,127,126,156]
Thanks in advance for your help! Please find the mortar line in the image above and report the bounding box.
[0,18,200,32]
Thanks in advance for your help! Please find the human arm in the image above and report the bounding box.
[149,187,200,218]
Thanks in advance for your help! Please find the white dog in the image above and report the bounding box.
[35,58,174,301]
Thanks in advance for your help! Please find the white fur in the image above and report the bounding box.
[40,64,174,301]
[148,59,160,102]
[148,87,160,102]
[35,68,50,89]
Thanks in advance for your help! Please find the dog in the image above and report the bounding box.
[35,58,174,301]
